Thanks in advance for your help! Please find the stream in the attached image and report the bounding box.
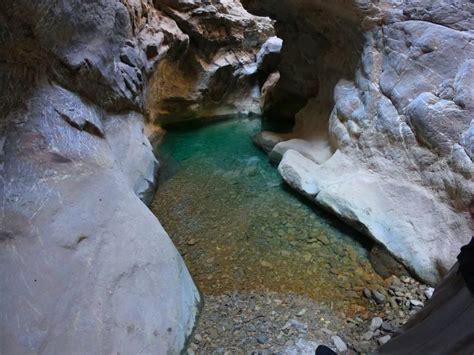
[151,117,385,317]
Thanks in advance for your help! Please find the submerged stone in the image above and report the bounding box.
[151,118,384,314]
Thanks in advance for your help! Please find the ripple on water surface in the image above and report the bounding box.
[151,118,384,316]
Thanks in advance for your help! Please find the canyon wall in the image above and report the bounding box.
[0,1,204,353]
[147,0,274,125]
[244,0,474,285]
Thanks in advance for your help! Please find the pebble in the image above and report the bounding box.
[363,330,374,341]
[424,287,434,300]
[410,299,424,308]
[381,321,395,333]
[370,317,383,330]
[332,335,348,352]
[282,319,307,331]
[372,290,386,304]
[296,309,307,317]
[187,238,198,246]
[318,234,330,245]
[363,288,372,299]
[256,335,268,344]
[377,335,392,345]
[321,328,334,335]
[400,276,412,284]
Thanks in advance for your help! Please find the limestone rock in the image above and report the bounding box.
[243,0,474,284]
[257,36,283,80]
[149,0,274,124]
[0,0,200,353]
[278,150,471,284]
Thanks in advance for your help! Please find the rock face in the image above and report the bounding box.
[147,0,274,124]
[0,1,200,353]
[244,0,474,285]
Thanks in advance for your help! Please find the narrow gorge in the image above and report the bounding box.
[1,0,473,354]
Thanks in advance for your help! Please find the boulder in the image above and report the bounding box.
[278,150,471,285]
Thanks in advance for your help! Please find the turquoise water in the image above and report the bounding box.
[151,118,383,316]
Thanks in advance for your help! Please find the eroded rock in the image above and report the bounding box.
[148,0,274,124]
[244,0,474,284]
[0,0,200,353]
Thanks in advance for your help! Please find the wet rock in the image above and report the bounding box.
[318,234,331,245]
[363,288,372,299]
[370,245,409,279]
[372,290,386,305]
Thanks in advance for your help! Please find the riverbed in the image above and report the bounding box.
[151,118,385,314]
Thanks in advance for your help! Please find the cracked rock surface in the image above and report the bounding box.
[148,0,274,124]
[243,0,474,285]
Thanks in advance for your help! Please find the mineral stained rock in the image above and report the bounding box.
[148,0,274,124]
[243,0,474,284]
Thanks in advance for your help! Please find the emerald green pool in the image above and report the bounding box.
[151,118,383,316]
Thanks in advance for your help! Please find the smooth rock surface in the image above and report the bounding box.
[0,0,201,353]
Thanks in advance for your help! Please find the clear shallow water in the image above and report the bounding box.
[151,118,383,316]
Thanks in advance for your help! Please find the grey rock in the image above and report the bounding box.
[282,319,308,331]
[407,92,470,155]
[372,290,386,305]
[363,330,374,341]
[381,321,395,333]
[363,288,372,299]
[377,335,392,346]
[332,335,348,352]
[424,287,435,300]
[0,1,202,353]
[243,0,474,285]
[370,317,383,330]
[410,299,425,308]
[257,36,283,75]
[150,0,274,124]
